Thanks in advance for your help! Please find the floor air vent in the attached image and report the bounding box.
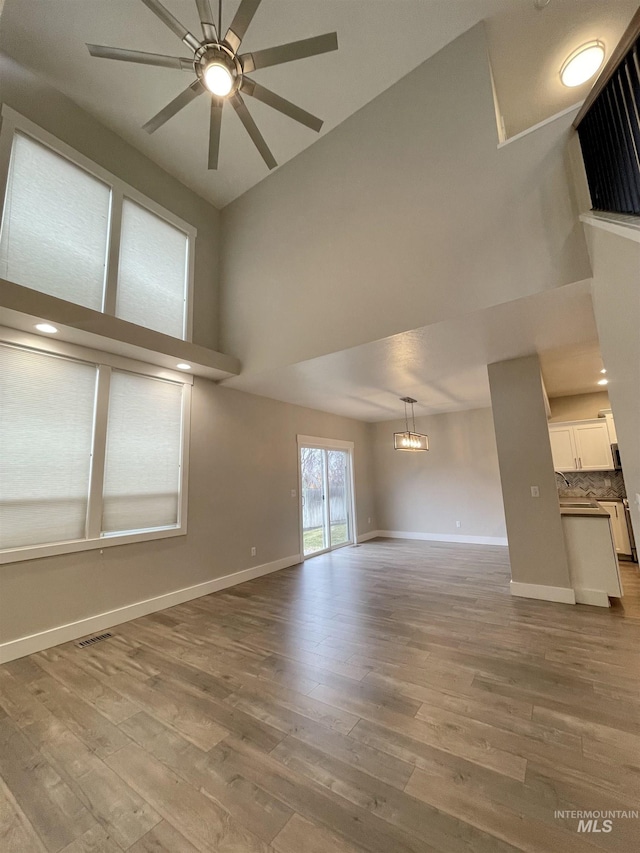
[76,632,113,648]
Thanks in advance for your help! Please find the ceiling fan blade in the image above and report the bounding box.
[231,93,277,169]
[143,79,204,134]
[208,98,224,169]
[87,44,193,71]
[241,78,323,132]
[224,0,263,53]
[195,0,217,42]
[139,0,200,51]
[241,32,338,73]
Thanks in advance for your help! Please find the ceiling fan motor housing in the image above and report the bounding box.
[195,43,242,96]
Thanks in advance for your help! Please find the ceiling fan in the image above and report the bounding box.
[87,0,338,170]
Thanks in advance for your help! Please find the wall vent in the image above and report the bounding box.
[76,632,113,648]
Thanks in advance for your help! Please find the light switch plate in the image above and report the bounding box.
[531,486,540,498]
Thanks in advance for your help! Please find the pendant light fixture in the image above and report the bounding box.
[394,397,429,452]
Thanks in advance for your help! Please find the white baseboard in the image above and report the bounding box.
[0,554,301,664]
[357,531,381,543]
[574,587,610,607]
[510,580,576,605]
[376,530,508,546]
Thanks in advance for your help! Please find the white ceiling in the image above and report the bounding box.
[2,0,635,208]
[222,281,601,421]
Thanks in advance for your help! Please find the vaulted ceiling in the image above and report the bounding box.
[1,0,636,208]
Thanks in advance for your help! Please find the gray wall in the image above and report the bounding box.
[488,355,571,590]
[373,408,506,541]
[0,53,221,351]
[220,25,591,375]
[0,381,376,645]
[587,225,640,540]
[548,391,611,422]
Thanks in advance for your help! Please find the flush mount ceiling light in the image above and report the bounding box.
[597,378,609,386]
[600,368,607,374]
[394,397,429,452]
[560,40,605,88]
[87,0,338,170]
[176,363,192,370]
[35,323,58,334]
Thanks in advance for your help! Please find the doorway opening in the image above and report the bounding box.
[298,436,356,558]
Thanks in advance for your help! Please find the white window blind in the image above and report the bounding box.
[116,200,188,339]
[102,371,183,535]
[0,133,110,310]
[0,346,97,549]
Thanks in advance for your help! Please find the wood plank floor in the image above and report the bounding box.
[1,539,640,852]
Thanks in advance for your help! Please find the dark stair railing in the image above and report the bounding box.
[575,9,640,216]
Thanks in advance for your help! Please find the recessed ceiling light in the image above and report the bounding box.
[560,41,605,88]
[597,378,608,385]
[176,363,192,370]
[35,323,58,334]
[600,368,607,374]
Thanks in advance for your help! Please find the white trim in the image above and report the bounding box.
[376,530,508,546]
[0,525,186,566]
[0,553,302,663]
[580,212,640,244]
[497,102,583,149]
[86,365,111,540]
[178,384,191,531]
[573,587,611,607]
[103,186,123,316]
[510,580,576,604]
[357,531,380,543]
[297,435,355,451]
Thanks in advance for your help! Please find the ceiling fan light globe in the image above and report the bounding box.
[204,61,234,96]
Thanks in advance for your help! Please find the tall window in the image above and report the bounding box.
[0,134,110,310]
[0,113,194,340]
[0,344,189,561]
[102,371,183,534]
[116,200,189,338]
[0,347,97,549]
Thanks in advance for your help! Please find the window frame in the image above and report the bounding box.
[0,331,191,565]
[0,105,196,341]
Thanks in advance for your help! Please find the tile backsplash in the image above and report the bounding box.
[557,470,626,500]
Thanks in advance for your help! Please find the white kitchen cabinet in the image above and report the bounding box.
[549,426,578,471]
[598,501,632,555]
[549,419,614,471]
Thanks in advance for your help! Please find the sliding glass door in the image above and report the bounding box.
[299,440,354,557]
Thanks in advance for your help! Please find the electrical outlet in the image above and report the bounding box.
[531,486,540,498]
[456,520,461,528]
[250,546,256,557]
[368,517,371,525]
[291,489,296,498]
[604,478,611,488]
